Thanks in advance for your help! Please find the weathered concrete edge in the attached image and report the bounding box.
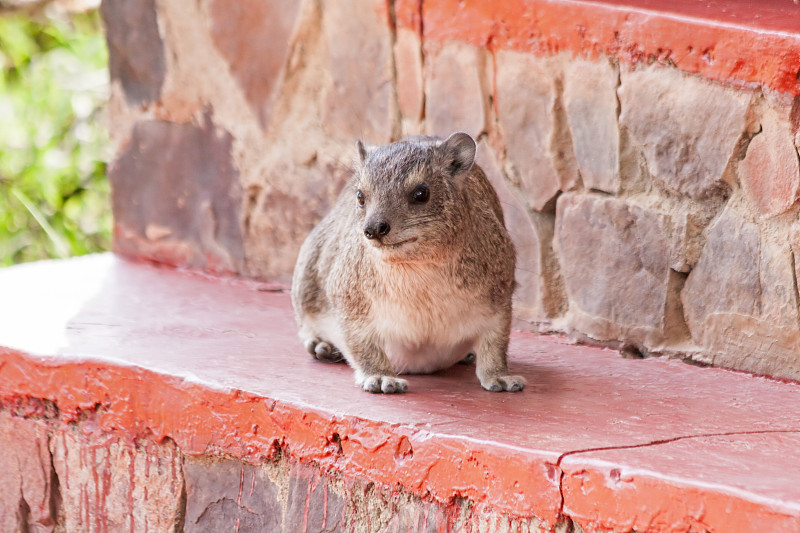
[1,346,798,531]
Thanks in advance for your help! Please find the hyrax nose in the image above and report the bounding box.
[364,221,391,240]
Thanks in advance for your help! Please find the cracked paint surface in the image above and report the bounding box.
[560,431,800,532]
[1,255,800,531]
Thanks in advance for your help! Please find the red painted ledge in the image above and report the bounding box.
[1,254,800,532]
[398,0,800,96]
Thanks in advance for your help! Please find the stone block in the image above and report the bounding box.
[387,498,446,533]
[681,209,759,328]
[209,0,302,129]
[395,27,424,124]
[285,463,345,532]
[476,142,565,323]
[741,104,800,217]
[619,66,751,200]
[110,118,244,275]
[101,0,165,105]
[496,51,577,211]
[424,40,485,138]
[555,193,694,346]
[51,426,183,533]
[563,59,620,193]
[322,0,394,143]
[682,209,800,378]
[0,412,55,533]
[243,153,352,280]
[184,458,282,533]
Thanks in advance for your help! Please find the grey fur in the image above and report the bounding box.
[291,132,525,393]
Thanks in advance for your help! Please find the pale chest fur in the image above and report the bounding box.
[369,262,495,374]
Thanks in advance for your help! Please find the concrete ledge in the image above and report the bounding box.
[410,0,800,95]
[1,254,799,531]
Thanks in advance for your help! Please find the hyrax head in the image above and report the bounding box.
[353,132,478,262]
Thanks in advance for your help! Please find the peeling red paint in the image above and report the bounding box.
[301,473,311,533]
[1,255,800,531]
[321,481,328,531]
[0,347,563,524]
[406,0,800,96]
[395,0,422,35]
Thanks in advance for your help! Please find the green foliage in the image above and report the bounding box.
[0,9,111,266]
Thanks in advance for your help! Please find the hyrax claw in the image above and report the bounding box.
[314,341,332,359]
[361,375,408,394]
[308,340,344,363]
[480,375,526,393]
[305,338,320,356]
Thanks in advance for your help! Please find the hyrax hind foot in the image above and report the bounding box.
[480,374,525,392]
[305,338,345,363]
[360,375,408,394]
[458,352,476,365]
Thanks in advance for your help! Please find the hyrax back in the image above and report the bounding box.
[291,132,524,394]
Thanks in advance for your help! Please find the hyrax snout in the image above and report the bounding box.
[291,132,524,394]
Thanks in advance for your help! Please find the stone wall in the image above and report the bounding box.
[102,0,800,380]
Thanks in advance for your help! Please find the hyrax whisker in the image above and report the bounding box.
[290,132,524,394]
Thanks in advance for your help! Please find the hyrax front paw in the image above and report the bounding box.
[360,375,409,394]
[305,338,344,363]
[480,374,525,392]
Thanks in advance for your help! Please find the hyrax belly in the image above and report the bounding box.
[371,293,487,374]
[383,339,475,374]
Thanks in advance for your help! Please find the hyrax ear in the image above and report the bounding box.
[438,132,476,176]
[356,140,369,164]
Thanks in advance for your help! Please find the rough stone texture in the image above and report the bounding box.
[476,142,566,323]
[184,458,282,532]
[386,498,446,533]
[496,51,578,211]
[100,0,165,105]
[555,193,695,347]
[209,0,302,130]
[322,0,395,143]
[285,463,345,532]
[563,59,621,194]
[395,27,424,127]
[206,0,355,281]
[51,426,183,533]
[244,154,352,281]
[181,455,547,533]
[619,66,751,200]
[0,411,56,533]
[741,103,800,217]
[683,209,800,378]
[682,209,759,338]
[425,40,485,138]
[110,118,244,275]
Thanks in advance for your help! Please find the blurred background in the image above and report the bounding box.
[0,0,110,266]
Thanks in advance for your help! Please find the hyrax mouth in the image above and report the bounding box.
[378,237,417,249]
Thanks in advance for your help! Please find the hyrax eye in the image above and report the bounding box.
[357,190,365,207]
[410,184,430,204]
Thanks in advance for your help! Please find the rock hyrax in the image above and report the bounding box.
[291,132,524,394]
